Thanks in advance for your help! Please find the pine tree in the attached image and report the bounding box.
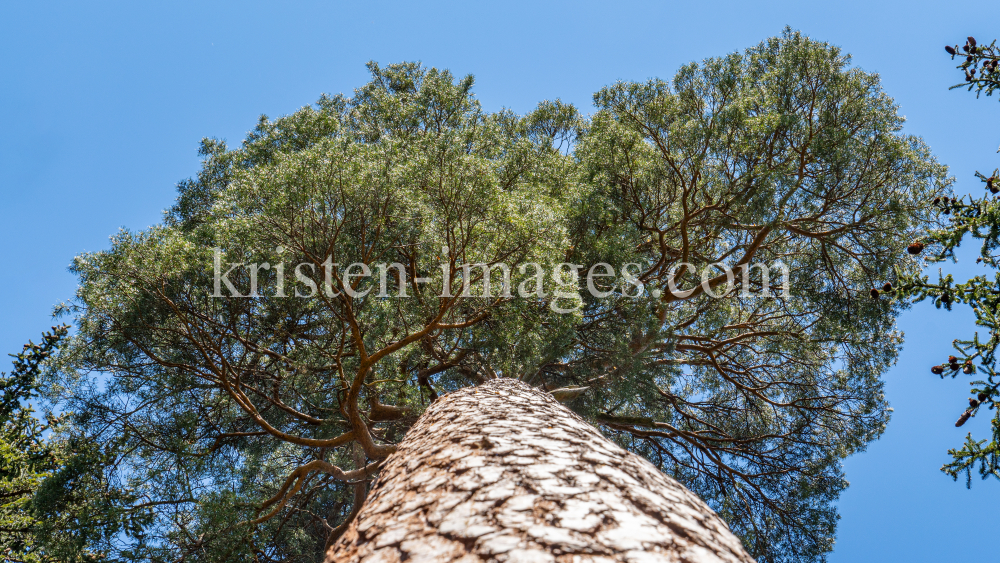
[44,29,948,562]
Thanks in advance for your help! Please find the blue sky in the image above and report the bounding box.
[1,1,997,560]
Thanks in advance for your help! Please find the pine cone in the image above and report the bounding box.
[956,411,972,427]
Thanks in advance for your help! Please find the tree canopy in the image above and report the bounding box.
[35,29,949,563]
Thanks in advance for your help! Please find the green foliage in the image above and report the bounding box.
[42,30,948,563]
[895,35,1000,487]
[0,326,139,563]
[0,329,154,562]
[568,30,948,561]
[0,326,68,561]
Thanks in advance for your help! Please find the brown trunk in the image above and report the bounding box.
[326,379,755,563]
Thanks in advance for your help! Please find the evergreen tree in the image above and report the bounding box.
[0,327,66,562]
[895,35,1000,486]
[0,326,144,562]
[43,30,948,562]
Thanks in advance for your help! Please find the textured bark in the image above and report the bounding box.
[326,379,755,563]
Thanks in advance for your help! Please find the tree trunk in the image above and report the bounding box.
[326,378,755,563]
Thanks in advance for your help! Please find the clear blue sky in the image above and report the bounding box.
[1,1,996,561]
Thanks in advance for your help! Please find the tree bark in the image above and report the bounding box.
[326,379,755,563]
